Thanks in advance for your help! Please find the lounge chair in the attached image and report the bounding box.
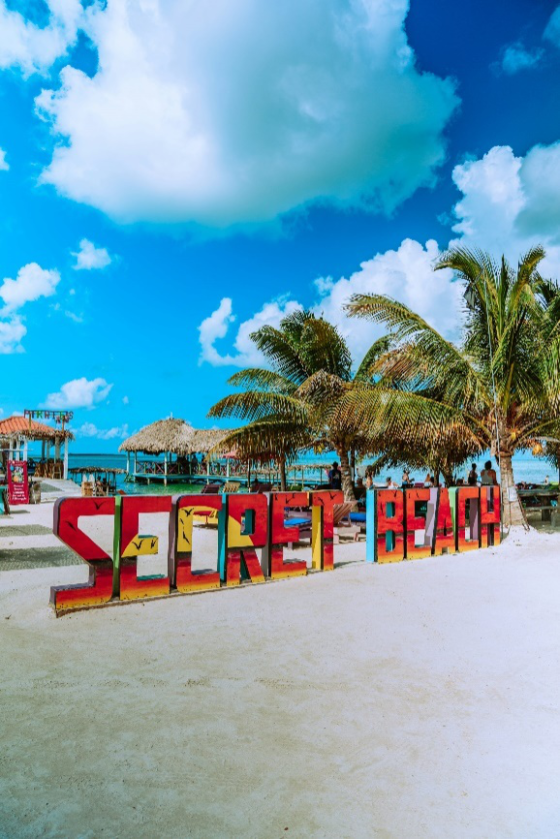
[349,511,367,533]
[200,482,221,495]
[222,481,241,493]
[285,501,359,546]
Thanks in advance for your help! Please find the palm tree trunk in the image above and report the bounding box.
[440,467,453,487]
[279,457,287,491]
[499,453,527,528]
[338,449,355,501]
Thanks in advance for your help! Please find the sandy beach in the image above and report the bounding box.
[1,496,559,839]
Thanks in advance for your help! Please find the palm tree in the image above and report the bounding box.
[344,246,560,527]
[208,311,388,499]
[365,422,481,487]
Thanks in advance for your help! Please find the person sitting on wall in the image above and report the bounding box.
[481,460,498,486]
[385,476,399,489]
[401,469,412,487]
[328,462,342,490]
[424,474,434,487]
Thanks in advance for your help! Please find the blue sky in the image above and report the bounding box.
[1,0,560,451]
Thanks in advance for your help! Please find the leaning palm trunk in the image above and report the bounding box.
[337,449,355,501]
[499,452,527,528]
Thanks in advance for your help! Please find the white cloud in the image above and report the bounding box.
[0,148,8,171]
[450,143,560,278]
[314,239,460,360]
[199,140,560,371]
[198,240,460,367]
[36,0,458,228]
[72,238,112,270]
[0,0,82,76]
[544,6,560,48]
[64,310,83,323]
[199,296,302,366]
[0,316,26,354]
[0,263,60,313]
[122,395,129,405]
[75,421,129,440]
[451,146,524,247]
[497,43,543,75]
[41,377,113,409]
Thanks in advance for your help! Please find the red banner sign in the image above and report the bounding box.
[7,460,29,506]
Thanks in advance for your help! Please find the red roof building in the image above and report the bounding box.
[0,415,73,479]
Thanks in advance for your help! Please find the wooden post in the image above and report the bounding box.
[126,452,130,475]
[164,451,168,486]
[226,458,230,479]
[134,452,138,478]
[63,438,69,480]
[23,439,28,461]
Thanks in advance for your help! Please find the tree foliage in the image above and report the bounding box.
[345,245,560,526]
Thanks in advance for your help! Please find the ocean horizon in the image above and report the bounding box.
[64,448,556,493]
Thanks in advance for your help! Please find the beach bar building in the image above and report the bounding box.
[0,415,73,479]
[119,419,236,485]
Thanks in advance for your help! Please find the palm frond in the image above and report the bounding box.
[228,368,296,393]
[208,391,310,424]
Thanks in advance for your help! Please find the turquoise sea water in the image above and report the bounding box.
[67,448,556,494]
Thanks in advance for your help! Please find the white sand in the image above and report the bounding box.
[1,505,560,838]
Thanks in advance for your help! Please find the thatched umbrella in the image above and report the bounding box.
[119,420,239,480]
[119,418,195,455]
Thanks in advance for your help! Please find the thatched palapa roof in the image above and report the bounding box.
[190,428,233,453]
[119,418,235,455]
[119,419,194,454]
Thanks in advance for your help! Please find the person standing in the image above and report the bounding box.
[467,463,478,486]
[328,462,342,490]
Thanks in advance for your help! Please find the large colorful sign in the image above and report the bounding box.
[366,486,501,562]
[50,486,501,616]
[7,460,29,506]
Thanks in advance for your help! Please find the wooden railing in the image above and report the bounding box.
[131,460,280,481]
